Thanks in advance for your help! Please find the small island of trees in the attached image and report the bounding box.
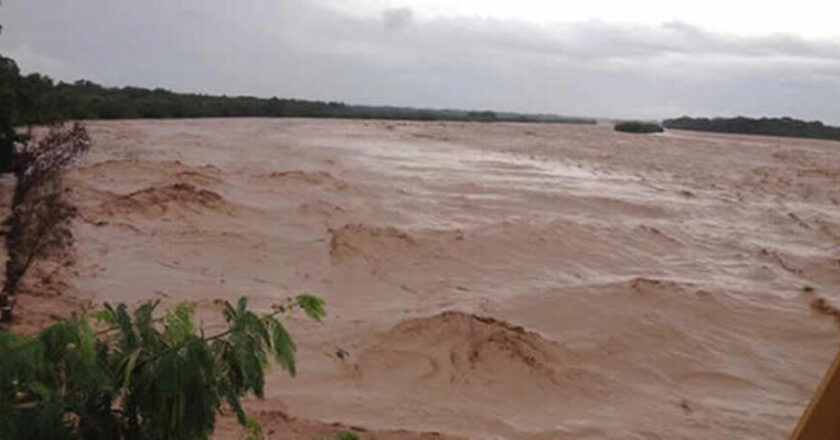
[613,121,664,134]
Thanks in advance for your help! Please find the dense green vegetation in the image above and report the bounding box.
[613,121,664,134]
[0,65,595,126]
[663,116,840,141]
[0,294,326,440]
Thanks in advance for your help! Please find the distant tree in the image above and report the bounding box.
[466,111,499,122]
[0,57,19,172]
[0,22,24,173]
[17,73,60,124]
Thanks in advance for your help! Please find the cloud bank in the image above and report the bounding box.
[1,0,839,122]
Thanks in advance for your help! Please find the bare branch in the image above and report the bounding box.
[1,122,89,323]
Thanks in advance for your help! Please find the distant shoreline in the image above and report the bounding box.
[663,116,840,143]
[7,75,596,126]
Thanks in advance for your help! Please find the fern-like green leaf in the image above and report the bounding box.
[225,389,246,424]
[268,317,297,376]
[79,318,96,363]
[134,300,161,349]
[296,294,326,322]
[121,348,141,389]
[164,302,195,345]
[92,308,115,326]
[114,303,137,351]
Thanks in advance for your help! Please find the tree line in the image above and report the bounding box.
[0,59,595,126]
[663,116,840,142]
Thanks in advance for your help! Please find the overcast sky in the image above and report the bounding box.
[2,0,840,122]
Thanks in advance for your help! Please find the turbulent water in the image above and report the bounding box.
[46,118,840,438]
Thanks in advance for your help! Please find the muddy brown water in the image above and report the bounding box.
[40,118,840,438]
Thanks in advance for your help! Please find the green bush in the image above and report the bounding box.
[0,294,325,440]
[614,121,664,134]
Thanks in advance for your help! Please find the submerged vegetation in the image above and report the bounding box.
[0,294,326,439]
[614,121,664,134]
[663,116,840,141]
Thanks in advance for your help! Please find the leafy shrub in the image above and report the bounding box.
[614,121,664,134]
[0,294,325,440]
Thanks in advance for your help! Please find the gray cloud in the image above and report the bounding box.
[1,0,839,122]
[383,8,413,32]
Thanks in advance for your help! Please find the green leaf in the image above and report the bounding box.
[223,300,238,323]
[92,307,115,325]
[268,317,297,376]
[27,381,51,400]
[114,303,137,350]
[164,302,194,344]
[122,348,141,389]
[225,390,246,424]
[296,294,326,322]
[159,354,178,395]
[244,416,263,440]
[79,317,96,363]
[237,296,248,315]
